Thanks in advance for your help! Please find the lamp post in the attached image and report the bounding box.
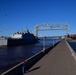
[43,36,46,50]
[53,37,54,46]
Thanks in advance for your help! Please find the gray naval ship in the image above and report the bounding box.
[0,29,38,46]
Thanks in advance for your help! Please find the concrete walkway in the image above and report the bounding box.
[25,40,76,75]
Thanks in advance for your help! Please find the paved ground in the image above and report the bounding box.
[25,40,76,75]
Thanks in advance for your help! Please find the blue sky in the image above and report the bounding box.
[0,0,76,37]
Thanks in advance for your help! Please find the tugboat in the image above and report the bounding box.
[0,28,38,46]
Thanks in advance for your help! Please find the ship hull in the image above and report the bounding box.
[8,38,38,46]
[0,38,38,46]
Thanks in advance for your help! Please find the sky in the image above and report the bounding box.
[0,0,76,37]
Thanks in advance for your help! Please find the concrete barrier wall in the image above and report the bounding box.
[1,41,60,75]
[25,51,44,70]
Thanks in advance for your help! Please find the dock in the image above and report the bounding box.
[25,40,76,75]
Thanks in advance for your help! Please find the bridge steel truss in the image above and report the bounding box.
[34,22,70,37]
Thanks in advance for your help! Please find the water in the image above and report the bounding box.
[0,39,60,74]
[69,42,76,52]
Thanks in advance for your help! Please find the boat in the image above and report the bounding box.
[0,28,38,46]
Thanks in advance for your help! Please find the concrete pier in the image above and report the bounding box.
[25,40,76,75]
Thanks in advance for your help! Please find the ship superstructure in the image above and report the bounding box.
[11,28,30,39]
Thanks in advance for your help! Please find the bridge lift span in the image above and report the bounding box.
[34,22,70,37]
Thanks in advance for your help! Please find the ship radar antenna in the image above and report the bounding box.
[25,26,30,33]
[26,26,29,30]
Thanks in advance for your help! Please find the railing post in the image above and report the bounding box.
[22,61,26,75]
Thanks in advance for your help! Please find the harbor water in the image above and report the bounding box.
[69,42,76,52]
[0,38,60,74]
